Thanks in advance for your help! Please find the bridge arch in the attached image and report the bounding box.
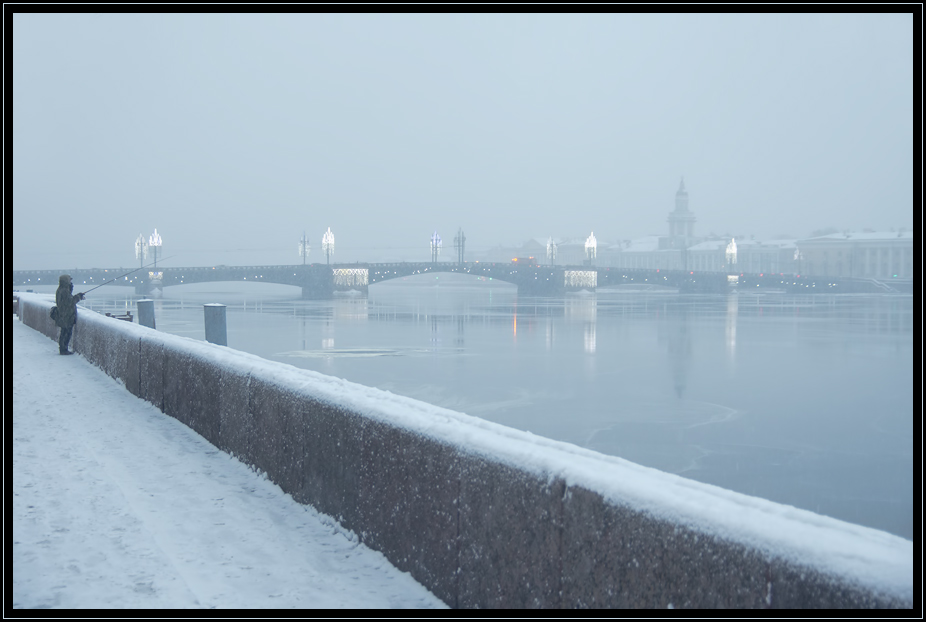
[369,263,524,288]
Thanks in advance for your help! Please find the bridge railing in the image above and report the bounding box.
[14,264,910,295]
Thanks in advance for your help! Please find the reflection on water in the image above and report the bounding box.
[32,278,912,540]
[565,295,597,354]
[663,305,692,398]
[726,293,738,363]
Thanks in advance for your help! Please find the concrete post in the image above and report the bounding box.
[137,299,156,329]
[204,303,227,346]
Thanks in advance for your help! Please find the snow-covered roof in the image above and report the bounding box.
[804,231,914,242]
[687,238,795,252]
[528,237,565,247]
[751,239,798,249]
[687,240,728,252]
[610,236,663,253]
[732,239,797,250]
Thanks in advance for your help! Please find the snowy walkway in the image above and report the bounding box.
[11,316,446,609]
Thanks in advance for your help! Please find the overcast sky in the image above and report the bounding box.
[13,12,913,270]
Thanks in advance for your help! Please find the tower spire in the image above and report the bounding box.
[675,177,689,212]
[667,177,695,250]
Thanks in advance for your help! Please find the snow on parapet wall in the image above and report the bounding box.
[15,293,913,604]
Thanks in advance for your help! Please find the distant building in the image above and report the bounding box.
[796,231,914,279]
[487,237,595,267]
[600,179,700,270]
[477,238,561,265]
[552,238,590,266]
[602,236,681,270]
[687,237,797,274]
[474,181,912,282]
[661,178,697,252]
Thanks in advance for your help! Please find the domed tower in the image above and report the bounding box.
[667,177,696,249]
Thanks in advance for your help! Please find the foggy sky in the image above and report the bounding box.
[12,12,914,270]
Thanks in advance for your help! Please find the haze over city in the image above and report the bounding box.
[13,12,913,271]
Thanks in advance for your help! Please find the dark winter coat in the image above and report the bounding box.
[55,275,83,328]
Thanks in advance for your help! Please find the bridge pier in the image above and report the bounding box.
[299,264,335,299]
[135,282,158,296]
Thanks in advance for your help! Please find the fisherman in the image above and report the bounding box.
[54,274,85,355]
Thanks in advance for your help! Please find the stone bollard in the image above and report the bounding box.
[204,303,227,346]
[137,299,156,329]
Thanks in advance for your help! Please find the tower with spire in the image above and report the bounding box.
[667,177,697,249]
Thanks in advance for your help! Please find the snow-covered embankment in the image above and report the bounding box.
[14,293,913,608]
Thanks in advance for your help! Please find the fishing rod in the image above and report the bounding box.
[80,255,178,296]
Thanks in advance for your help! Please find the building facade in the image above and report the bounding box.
[686,238,797,274]
[796,232,914,280]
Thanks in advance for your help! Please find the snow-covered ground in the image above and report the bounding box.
[11,296,914,608]
[11,316,446,609]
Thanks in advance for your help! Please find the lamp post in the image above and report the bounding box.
[298,231,310,265]
[453,228,466,264]
[585,231,597,265]
[547,236,557,266]
[726,238,737,269]
[149,229,162,268]
[135,234,149,268]
[322,227,334,265]
[430,231,442,263]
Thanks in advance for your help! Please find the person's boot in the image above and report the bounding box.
[60,349,73,355]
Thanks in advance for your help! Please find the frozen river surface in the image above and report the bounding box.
[51,274,913,540]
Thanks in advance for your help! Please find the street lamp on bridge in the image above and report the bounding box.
[322,227,334,265]
[585,231,597,265]
[149,229,163,268]
[453,228,466,264]
[430,231,442,263]
[135,233,149,268]
[298,231,310,265]
[726,238,737,269]
[547,236,557,266]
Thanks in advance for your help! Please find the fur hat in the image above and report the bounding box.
[59,274,72,286]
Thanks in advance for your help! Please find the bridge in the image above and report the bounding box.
[11,262,909,298]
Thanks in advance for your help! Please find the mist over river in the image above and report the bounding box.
[34,273,912,540]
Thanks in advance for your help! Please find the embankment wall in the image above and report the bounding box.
[13,293,913,609]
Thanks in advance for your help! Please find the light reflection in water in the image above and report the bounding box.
[726,294,738,362]
[584,323,596,354]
